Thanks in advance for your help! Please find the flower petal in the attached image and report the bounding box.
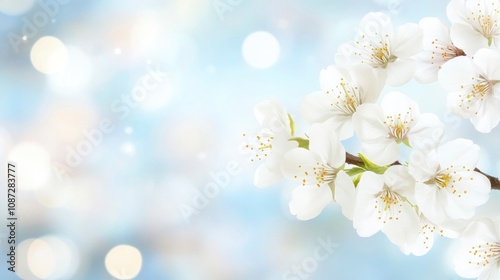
[300,91,338,125]
[470,95,500,133]
[415,182,448,225]
[308,124,346,168]
[446,0,467,23]
[281,148,322,182]
[360,140,400,166]
[254,99,290,134]
[472,48,500,80]
[384,165,416,199]
[350,64,384,104]
[409,149,439,182]
[352,103,388,144]
[392,23,422,58]
[333,170,356,220]
[437,138,480,169]
[254,162,283,187]
[289,184,333,220]
[353,171,385,237]
[382,201,420,247]
[386,58,416,86]
[450,22,489,55]
[407,113,444,150]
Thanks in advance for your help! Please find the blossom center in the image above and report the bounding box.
[354,35,397,68]
[375,187,404,223]
[298,162,337,187]
[466,6,500,45]
[435,172,452,188]
[458,76,492,113]
[243,133,275,162]
[325,79,361,115]
[466,242,500,267]
[383,109,415,142]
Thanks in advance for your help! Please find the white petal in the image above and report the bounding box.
[353,172,385,237]
[300,91,339,124]
[438,56,478,92]
[333,170,356,220]
[415,182,448,225]
[450,22,489,55]
[308,124,346,168]
[414,59,440,84]
[254,99,290,134]
[437,138,480,169]
[289,184,332,220]
[392,23,422,58]
[352,103,388,144]
[471,95,500,133]
[472,48,500,80]
[350,64,384,104]
[407,113,444,149]
[254,162,283,187]
[386,58,416,86]
[479,267,500,280]
[384,165,416,199]
[446,0,467,23]
[319,65,349,91]
[409,149,439,182]
[381,91,420,120]
[281,148,321,181]
[444,171,490,220]
[359,12,393,38]
[360,140,400,166]
[382,202,420,247]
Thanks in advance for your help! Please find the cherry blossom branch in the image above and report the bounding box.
[345,152,500,191]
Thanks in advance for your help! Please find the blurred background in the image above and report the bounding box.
[0,0,499,279]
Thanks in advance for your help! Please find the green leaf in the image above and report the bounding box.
[288,113,296,136]
[352,174,362,187]
[289,137,309,149]
[345,167,365,177]
[358,153,389,174]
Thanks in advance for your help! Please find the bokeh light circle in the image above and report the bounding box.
[30,36,68,74]
[105,245,143,279]
[242,31,280,69]
[8,142,51,190]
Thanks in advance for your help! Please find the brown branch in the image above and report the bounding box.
[345,152,500,191]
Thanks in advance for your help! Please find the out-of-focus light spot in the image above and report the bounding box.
[16,239,36,279]
[131,16,161,52]
[8,142,51,190]
[121,142,135,156]
[0,0,36,15]
[35,178,73,208]
[42,236,80,279]
[124,127,133,134]
[49,47,92,94]
[242,31,280,69]
[30,36,68,75]
[105,245,142,280]
[139,75,174,111]
[28,239,55,279]
[22,35,27,41]
[114,48,122,55]
[19,236,79,280]
[165,119,216,160]
[0,126,11,160]
[197,152,207,161]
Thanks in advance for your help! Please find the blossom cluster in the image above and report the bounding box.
[247,1,500,279]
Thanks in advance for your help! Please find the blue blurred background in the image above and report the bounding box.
[0,0,499,279]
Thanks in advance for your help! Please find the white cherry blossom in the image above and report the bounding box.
[300,65,384,140]
[414,17,465,83]
[353,165,420,247]
[455,216,500,280]
[439,48,500,133]
[447,0,500,55]
[409,138,491,225]
[353,91,444,166]
[282,124,355,220]
[249,100,297,187]
[335,12,422,86]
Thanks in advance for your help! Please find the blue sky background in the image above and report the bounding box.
[1,0,499,279]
